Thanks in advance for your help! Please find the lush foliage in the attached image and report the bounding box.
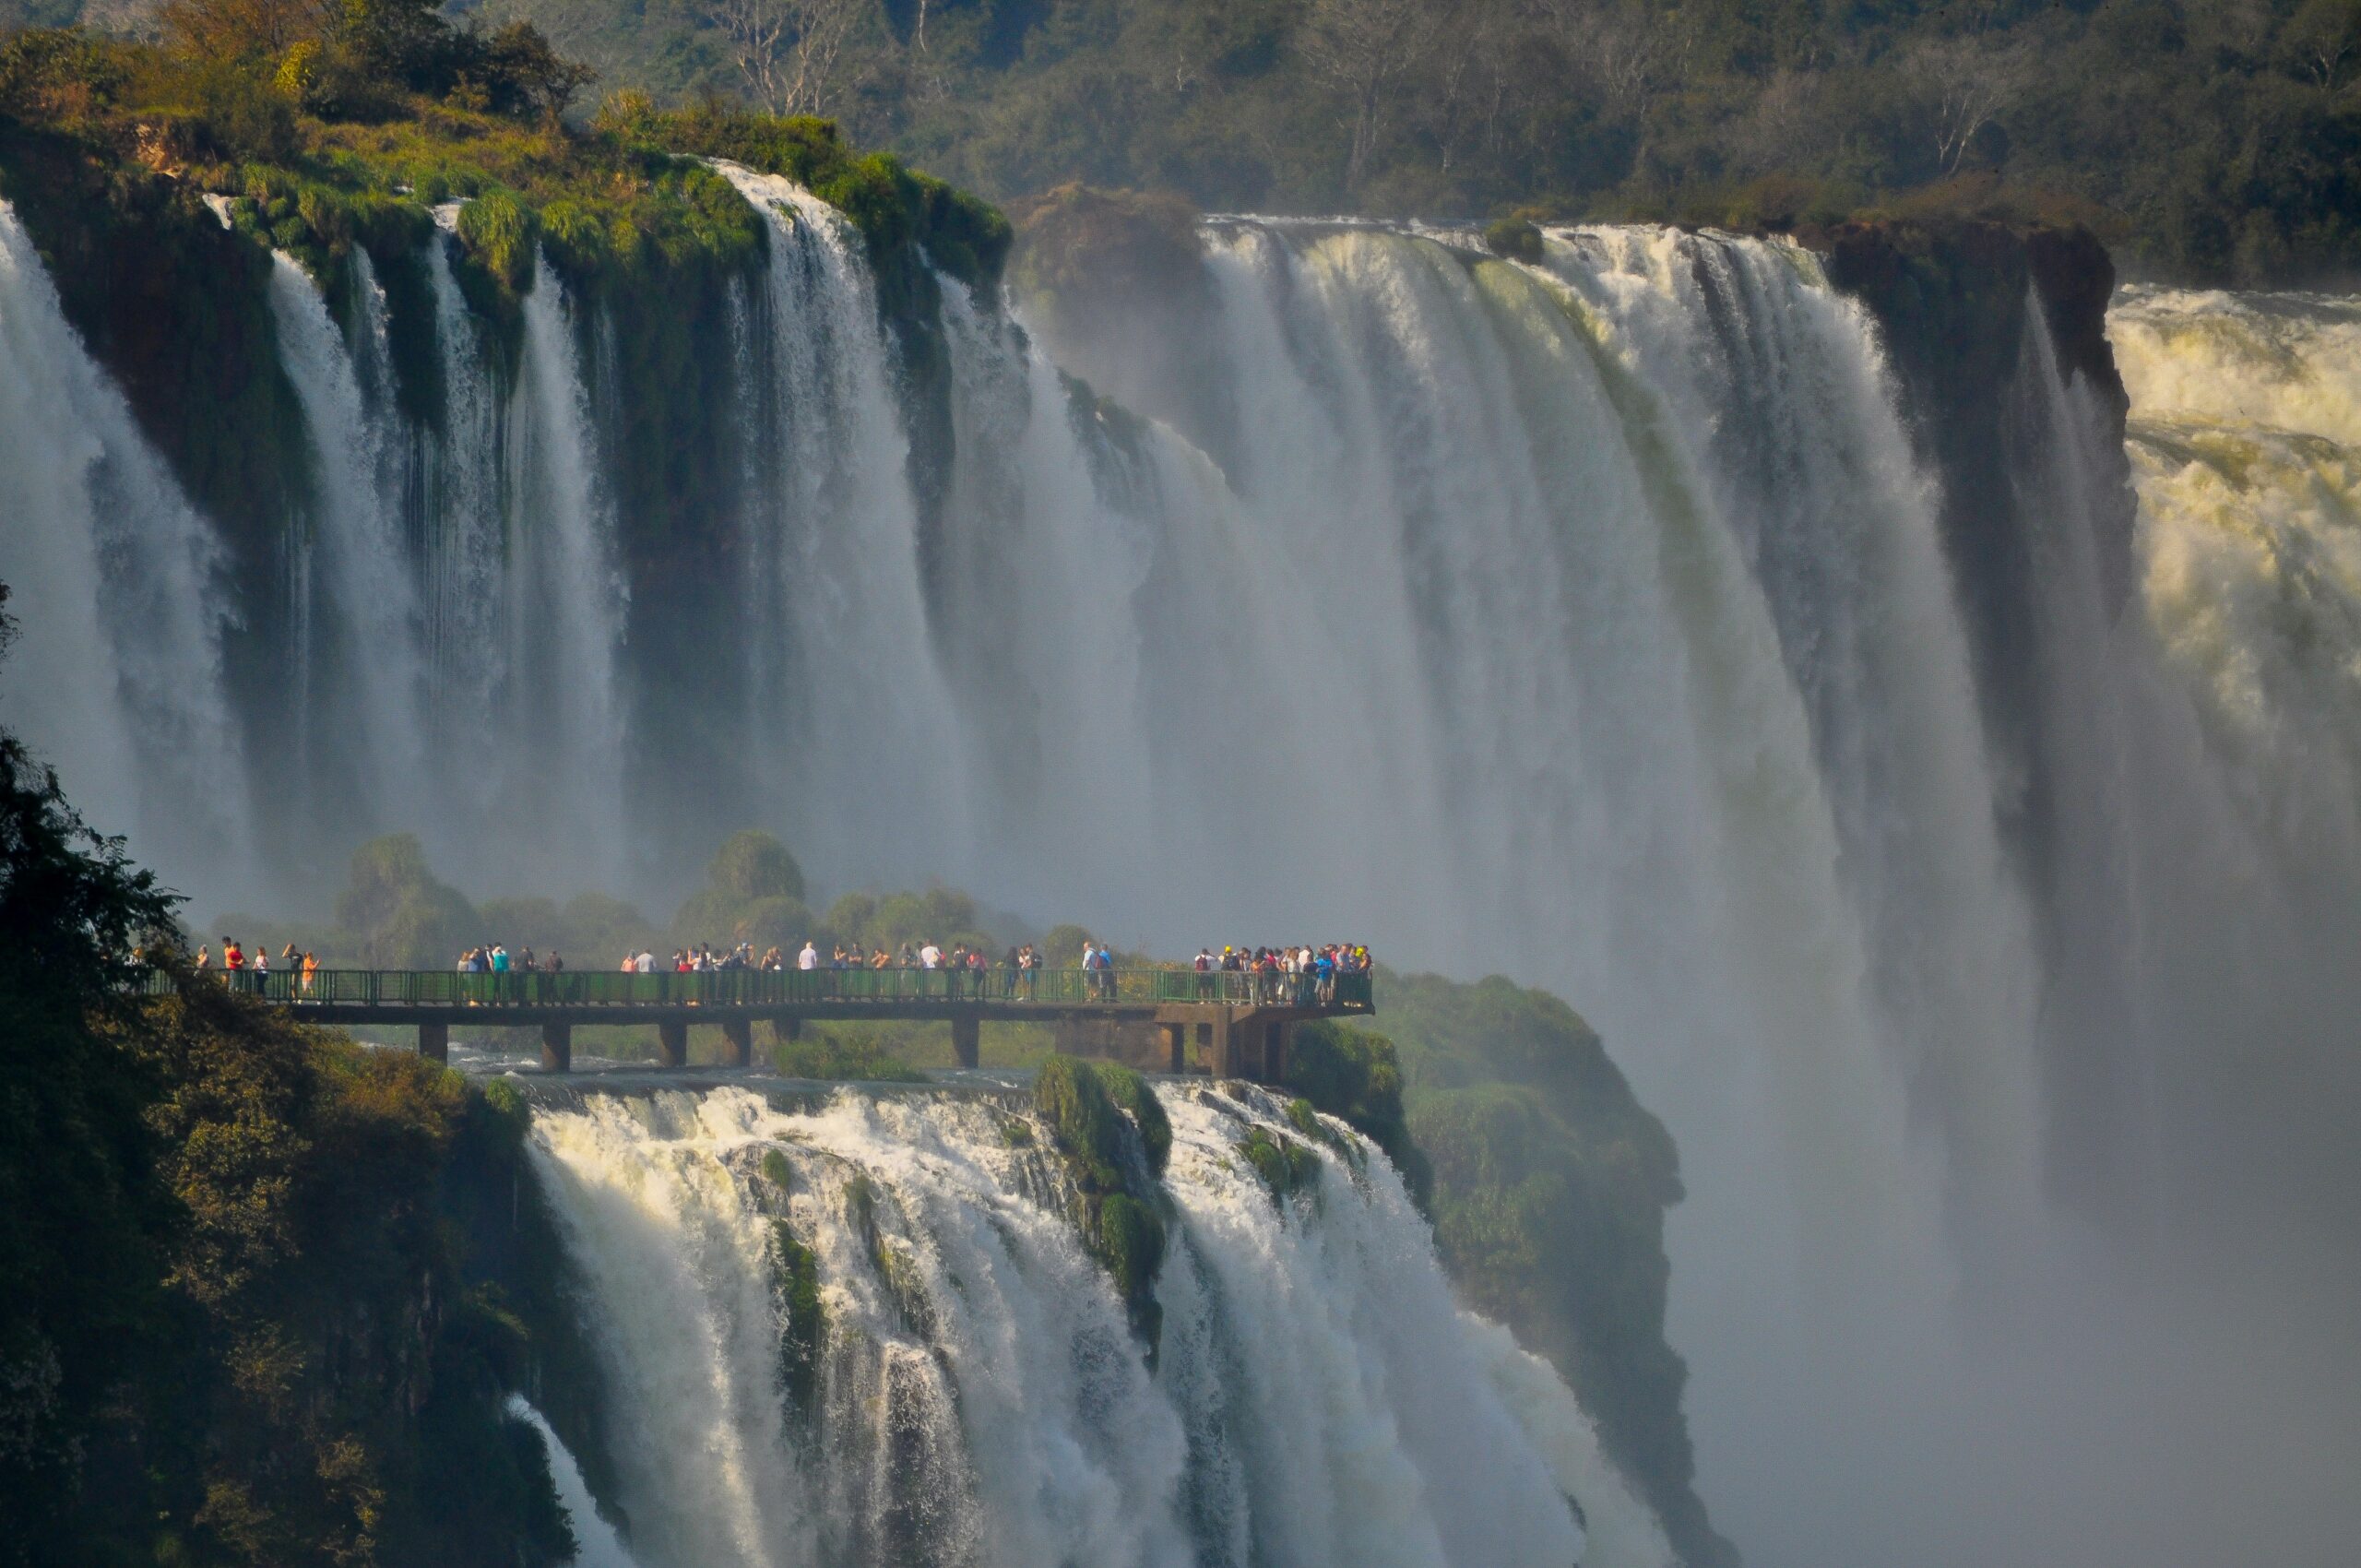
[773,1025,931,1080]
[416,0,2361,286]
[0,585,573,1567]
[1288,969,1728,1568]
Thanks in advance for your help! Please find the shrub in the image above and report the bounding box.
[455,187,537,289]
[1483,215,1544,263]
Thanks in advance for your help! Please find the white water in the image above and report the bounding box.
[0,201,250,899]
[507,1395,648,1568]
[267,249,431,831]
[10,174,2361,1564]
[526,1081,1667,1568]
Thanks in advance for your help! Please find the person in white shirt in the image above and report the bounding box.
[919,943,942,969]
[797,941,818,970]
[635,949,656,974]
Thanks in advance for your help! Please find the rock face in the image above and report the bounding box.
[1811,218,2137,885]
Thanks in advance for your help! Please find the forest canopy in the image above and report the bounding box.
[456,0,2358,285]
[6,0,2352,284]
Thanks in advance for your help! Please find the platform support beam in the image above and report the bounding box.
[419,1021,448,1064]
[540,1023,572,1074]
[722,1017,753,1069]
[658,1019,688,1068]
[951,1014,980,1070]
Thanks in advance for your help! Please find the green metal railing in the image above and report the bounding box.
[153,966,1374,1011]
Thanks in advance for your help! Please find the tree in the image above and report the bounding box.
[0,582,182,1555]
[483,19,597,125]
[1907,30,2032,174]
[704,0,862,115]
[2284,0,2361,90]
[160,0,332,60]
[1298,0,1438,193]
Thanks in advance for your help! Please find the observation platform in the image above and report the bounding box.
[159,968,1373,1081]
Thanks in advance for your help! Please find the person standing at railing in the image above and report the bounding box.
[1003,945,1020,998]
[301,950,318,993]
[223,938,245,991]
[798,940,818,973]
[253,944,268,994]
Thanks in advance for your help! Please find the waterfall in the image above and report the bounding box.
[266,249,431,834]
[0,201,251,899]
[524,1081,1666,1568]
[505,249,629,885]
[507,1396,647,1568]
[718,162,971,889]
[2112,287,2361,890]
[13,168,2361,1564]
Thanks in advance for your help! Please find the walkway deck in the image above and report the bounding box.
[161,968,1373,1080]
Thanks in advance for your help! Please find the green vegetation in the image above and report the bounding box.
[394,0,2357,287]
[769,1225,826,1417]
[1237,1122,1321,1202]
[774,1025,931,1081]
[1033,1055,1169,1342]
[0,583,576,1565]
[1285,968,1730,1568]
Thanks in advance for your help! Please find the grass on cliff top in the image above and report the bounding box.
[0,32,1008,296]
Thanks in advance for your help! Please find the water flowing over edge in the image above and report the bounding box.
[523,1080,1671,1568]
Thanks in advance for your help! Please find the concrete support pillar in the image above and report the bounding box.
[540,1022,572,1074]
[1264,1021,1289,1086]
[722,1017,753,1069]
[658,1019,688,1069]
[951,1013,980,1070]
[1207,1010,1235,1080]
[419,1020,448,1064]
[1162,1022,1187,1075]
[1193,1021,1212,1075]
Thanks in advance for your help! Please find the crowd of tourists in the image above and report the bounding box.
[1191,944,1373,1005]
[186,932,1370,1008]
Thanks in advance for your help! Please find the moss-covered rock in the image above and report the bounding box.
[1239,1123,1321,1202]
[1033,1055,1171,1346]
[769,1222,825,1420]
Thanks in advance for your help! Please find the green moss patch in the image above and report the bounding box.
[1032,1055,1171,1348]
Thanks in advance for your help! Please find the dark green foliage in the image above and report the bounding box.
[455,0,2357,286]
[760,1148,794,1189]
[1482,216,1542,264]
[627,102,1012,293]
[1093,1060,1170,1176]
[1371,968,1727,1568]
[1034,1052,1129,1190]
[1238,1123,1320,1202]
[0,587,183,1562]
[332,832,481,967]
[1033,1055,1169,1343]
[769,1222,825,1418]
[774,1027,931,1082]
[672,830,814,952]
[1283,1019,1426,1206]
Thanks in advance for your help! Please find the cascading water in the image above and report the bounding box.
[523,1080,1668,1568]
[2112,288,2361,893]
[11,160,2361,1565]
[267,248,432,833]
[0,200,251,900]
